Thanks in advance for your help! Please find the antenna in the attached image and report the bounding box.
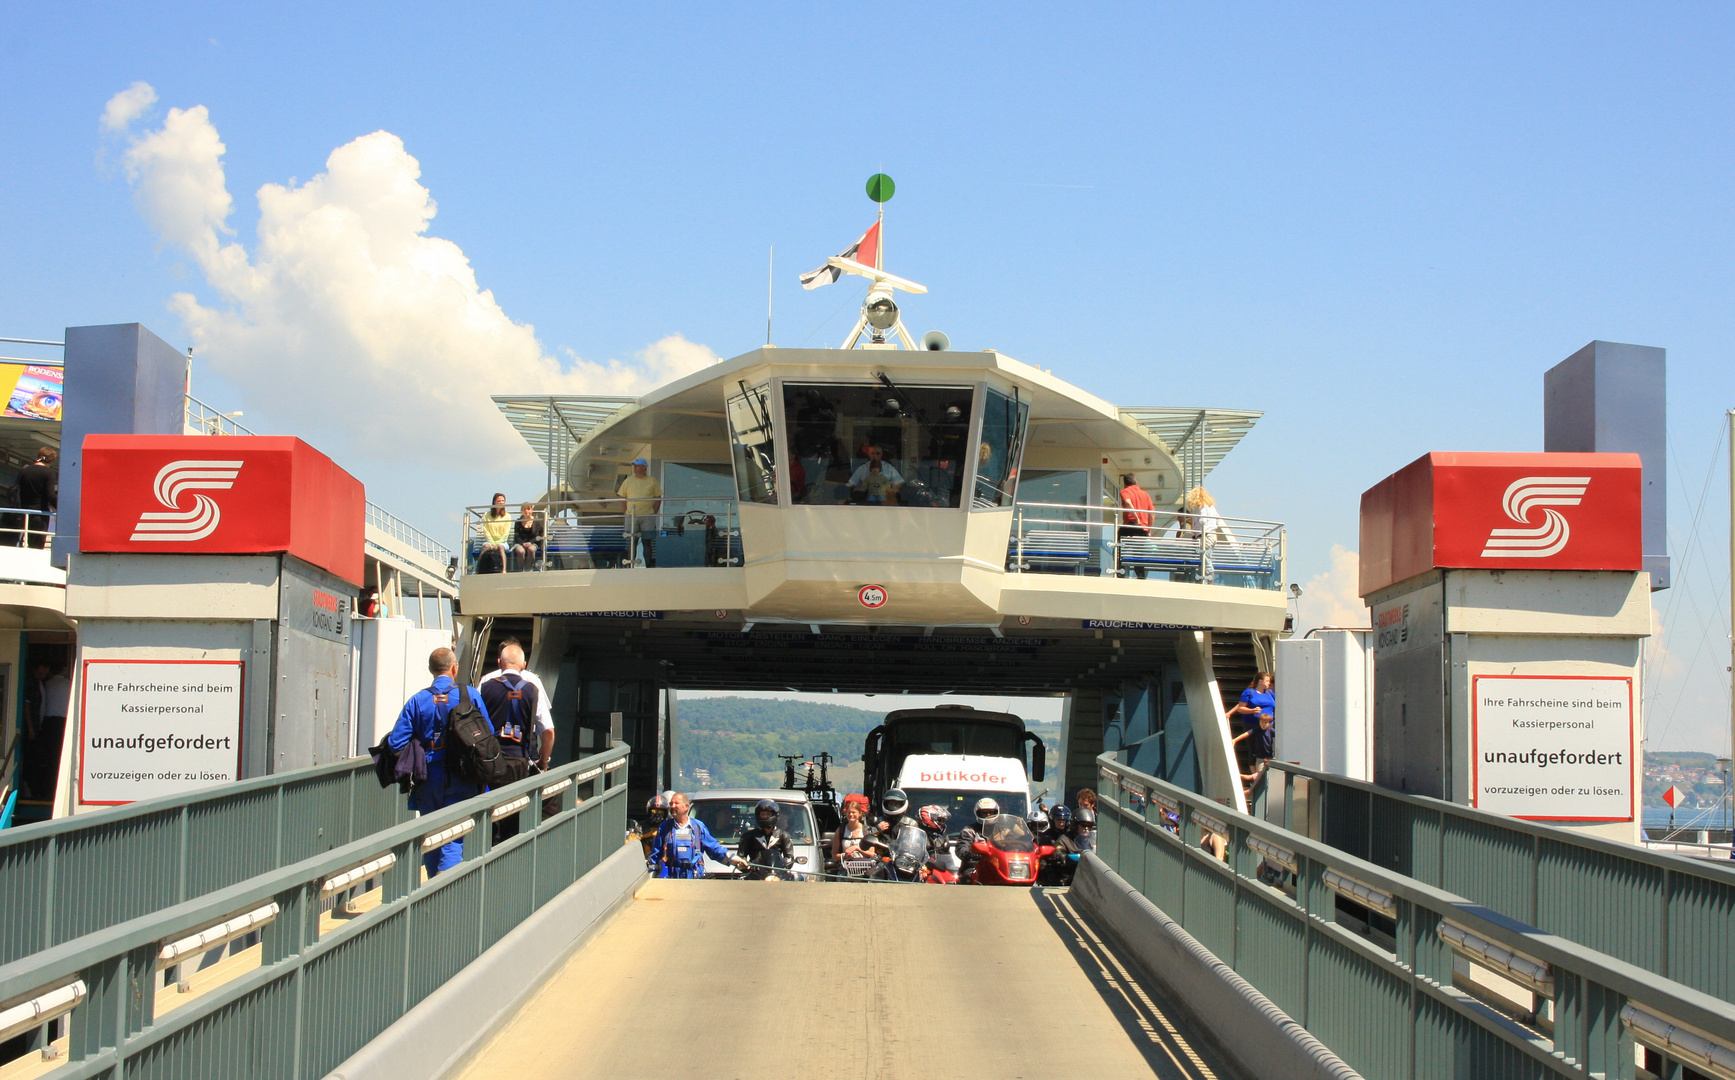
[766,245,774,346]
[841,174,924,350]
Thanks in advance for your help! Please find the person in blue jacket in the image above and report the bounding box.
[649,792,747,878]
[388,646,491,877]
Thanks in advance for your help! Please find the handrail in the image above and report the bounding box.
[1258,759,1735,1003]
[1009,503,1284,588]
[461,497,744,574]
[183,395,257,437]
[1097,753,1735,1079]
[0,758,407,965]
[0,744,630,1076]
[366,501,453,566]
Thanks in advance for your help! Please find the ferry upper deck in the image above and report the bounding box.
[462,344,1284,635]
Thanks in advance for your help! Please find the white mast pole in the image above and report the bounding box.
[1727,408,1733,831]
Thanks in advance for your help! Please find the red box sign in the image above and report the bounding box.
[1359,452,1642,597]
[80,435,365,585]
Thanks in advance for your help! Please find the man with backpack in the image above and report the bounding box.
[480,644,548,842]
[387,647,493,877]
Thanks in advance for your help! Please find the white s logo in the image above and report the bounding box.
[1480,476,1590,559]
[129,460,244,542]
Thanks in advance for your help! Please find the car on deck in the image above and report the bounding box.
[686,789,826,880]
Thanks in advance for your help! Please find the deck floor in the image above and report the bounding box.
[454,878,1237,1080]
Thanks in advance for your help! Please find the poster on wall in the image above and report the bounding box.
[1471,674,1634,822]
[78,659,244,805]
[0,364,63,421]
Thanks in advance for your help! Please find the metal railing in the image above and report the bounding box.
[366,501,453,568]
[1257,760,1735,1006]
[183,395,256,437]
[0,759,407,966]
[1008,502,1285,588]
[0,508,56,552]
[0,744,629,1078]
[1097,753,1735,1080]
[460,498,744,575]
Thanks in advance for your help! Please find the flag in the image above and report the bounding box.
[799,221,880,289]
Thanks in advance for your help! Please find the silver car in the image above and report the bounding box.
[688,790,825,881]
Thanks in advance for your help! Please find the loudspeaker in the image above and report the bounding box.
[921,330,950,351]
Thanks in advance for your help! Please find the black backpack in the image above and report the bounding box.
[439,683,529,788]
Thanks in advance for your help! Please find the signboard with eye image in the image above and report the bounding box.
[0,364,63,422]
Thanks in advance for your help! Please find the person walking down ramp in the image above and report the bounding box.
[388,647,492,877]
[649,792,746,879]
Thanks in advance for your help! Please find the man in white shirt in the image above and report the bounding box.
[846,444,904,501]
[478,639,554,767]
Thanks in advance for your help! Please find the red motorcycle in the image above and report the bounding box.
[965,815,1054,886]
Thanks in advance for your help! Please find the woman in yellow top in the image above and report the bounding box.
[478,492,511,573]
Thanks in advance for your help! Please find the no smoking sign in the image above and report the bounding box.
[857,584,888,609]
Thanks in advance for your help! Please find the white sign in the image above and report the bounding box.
[78,660,245,805]
[1472,675,1633,822]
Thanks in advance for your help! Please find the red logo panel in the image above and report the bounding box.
[81,435,365,585]
[1361,452,1642,596]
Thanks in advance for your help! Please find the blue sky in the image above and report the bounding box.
[2,4,1732,748]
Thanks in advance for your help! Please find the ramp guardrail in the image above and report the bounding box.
[1258,760,1735,1004]
[0,759,407,967]
[0,744,629,1078]
[1098,753,1735,1080]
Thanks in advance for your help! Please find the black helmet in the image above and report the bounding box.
[754,799,780,829]
[881,788,909,816]
[974,797,1000,823]
[1050,805,1073,831]
[1074,806,1096,830]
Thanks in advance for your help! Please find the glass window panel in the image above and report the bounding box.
[725,384,778,504]
[782,383,973,508]
[1017,470,1089,522]
[663,462,735,518]
[974,387,1029,508]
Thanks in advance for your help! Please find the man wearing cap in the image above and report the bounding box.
[617,458,663,567]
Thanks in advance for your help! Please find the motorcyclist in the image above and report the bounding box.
[735,798,797,880]
[1038,805,1080,885]
[1072,805,1098,852]
[958,797,1000,882]
[875,788,911,834]
[918,804,963,882]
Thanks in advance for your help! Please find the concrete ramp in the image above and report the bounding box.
[455,879,1235,1080]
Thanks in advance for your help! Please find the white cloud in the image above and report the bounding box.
[101,81,158,132]
[1295,544,1370,634]
[112,95,717,463]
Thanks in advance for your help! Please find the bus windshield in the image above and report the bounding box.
[900,788,1029,836]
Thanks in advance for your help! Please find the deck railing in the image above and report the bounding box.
[365,501,453,568]
[460,498,744,575]
[1097,753,1735,1080]
[1257,760,1735,1005]
[1009,501,1285,589]
[0,745,628,1076]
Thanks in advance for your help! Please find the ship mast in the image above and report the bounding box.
[840,173,925,350]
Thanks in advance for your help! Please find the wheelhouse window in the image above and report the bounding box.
[783,382,974,507]
[974,387,1029,508]
[726,382,778,505]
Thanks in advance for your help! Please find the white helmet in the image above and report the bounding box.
[974,797,1000,824]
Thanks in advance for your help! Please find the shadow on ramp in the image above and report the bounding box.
[1033,887,1241,1080]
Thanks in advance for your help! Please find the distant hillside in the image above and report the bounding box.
[675,697,1061,793]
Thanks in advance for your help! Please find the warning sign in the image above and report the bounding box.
[78,659,245,805]
[1471,674,1633,822]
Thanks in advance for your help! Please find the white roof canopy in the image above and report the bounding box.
[1118,407,1262,488]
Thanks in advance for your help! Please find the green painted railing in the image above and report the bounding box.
[1258,761,1735,1005]
[0,744,628,1079]
[0,760,408,967]
[1098,753,1735,1080]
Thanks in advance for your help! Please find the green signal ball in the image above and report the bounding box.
[866,174,895,203]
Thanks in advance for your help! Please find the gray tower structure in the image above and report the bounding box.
[1544,340,1669,589]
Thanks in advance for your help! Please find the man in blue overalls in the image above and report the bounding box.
[388,646,491,877]
[649,792,746,878]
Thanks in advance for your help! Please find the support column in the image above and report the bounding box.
[1174,631,1245,813]
[1059,687,1103,801]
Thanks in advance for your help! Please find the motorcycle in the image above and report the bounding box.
[963,815,1054,886]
